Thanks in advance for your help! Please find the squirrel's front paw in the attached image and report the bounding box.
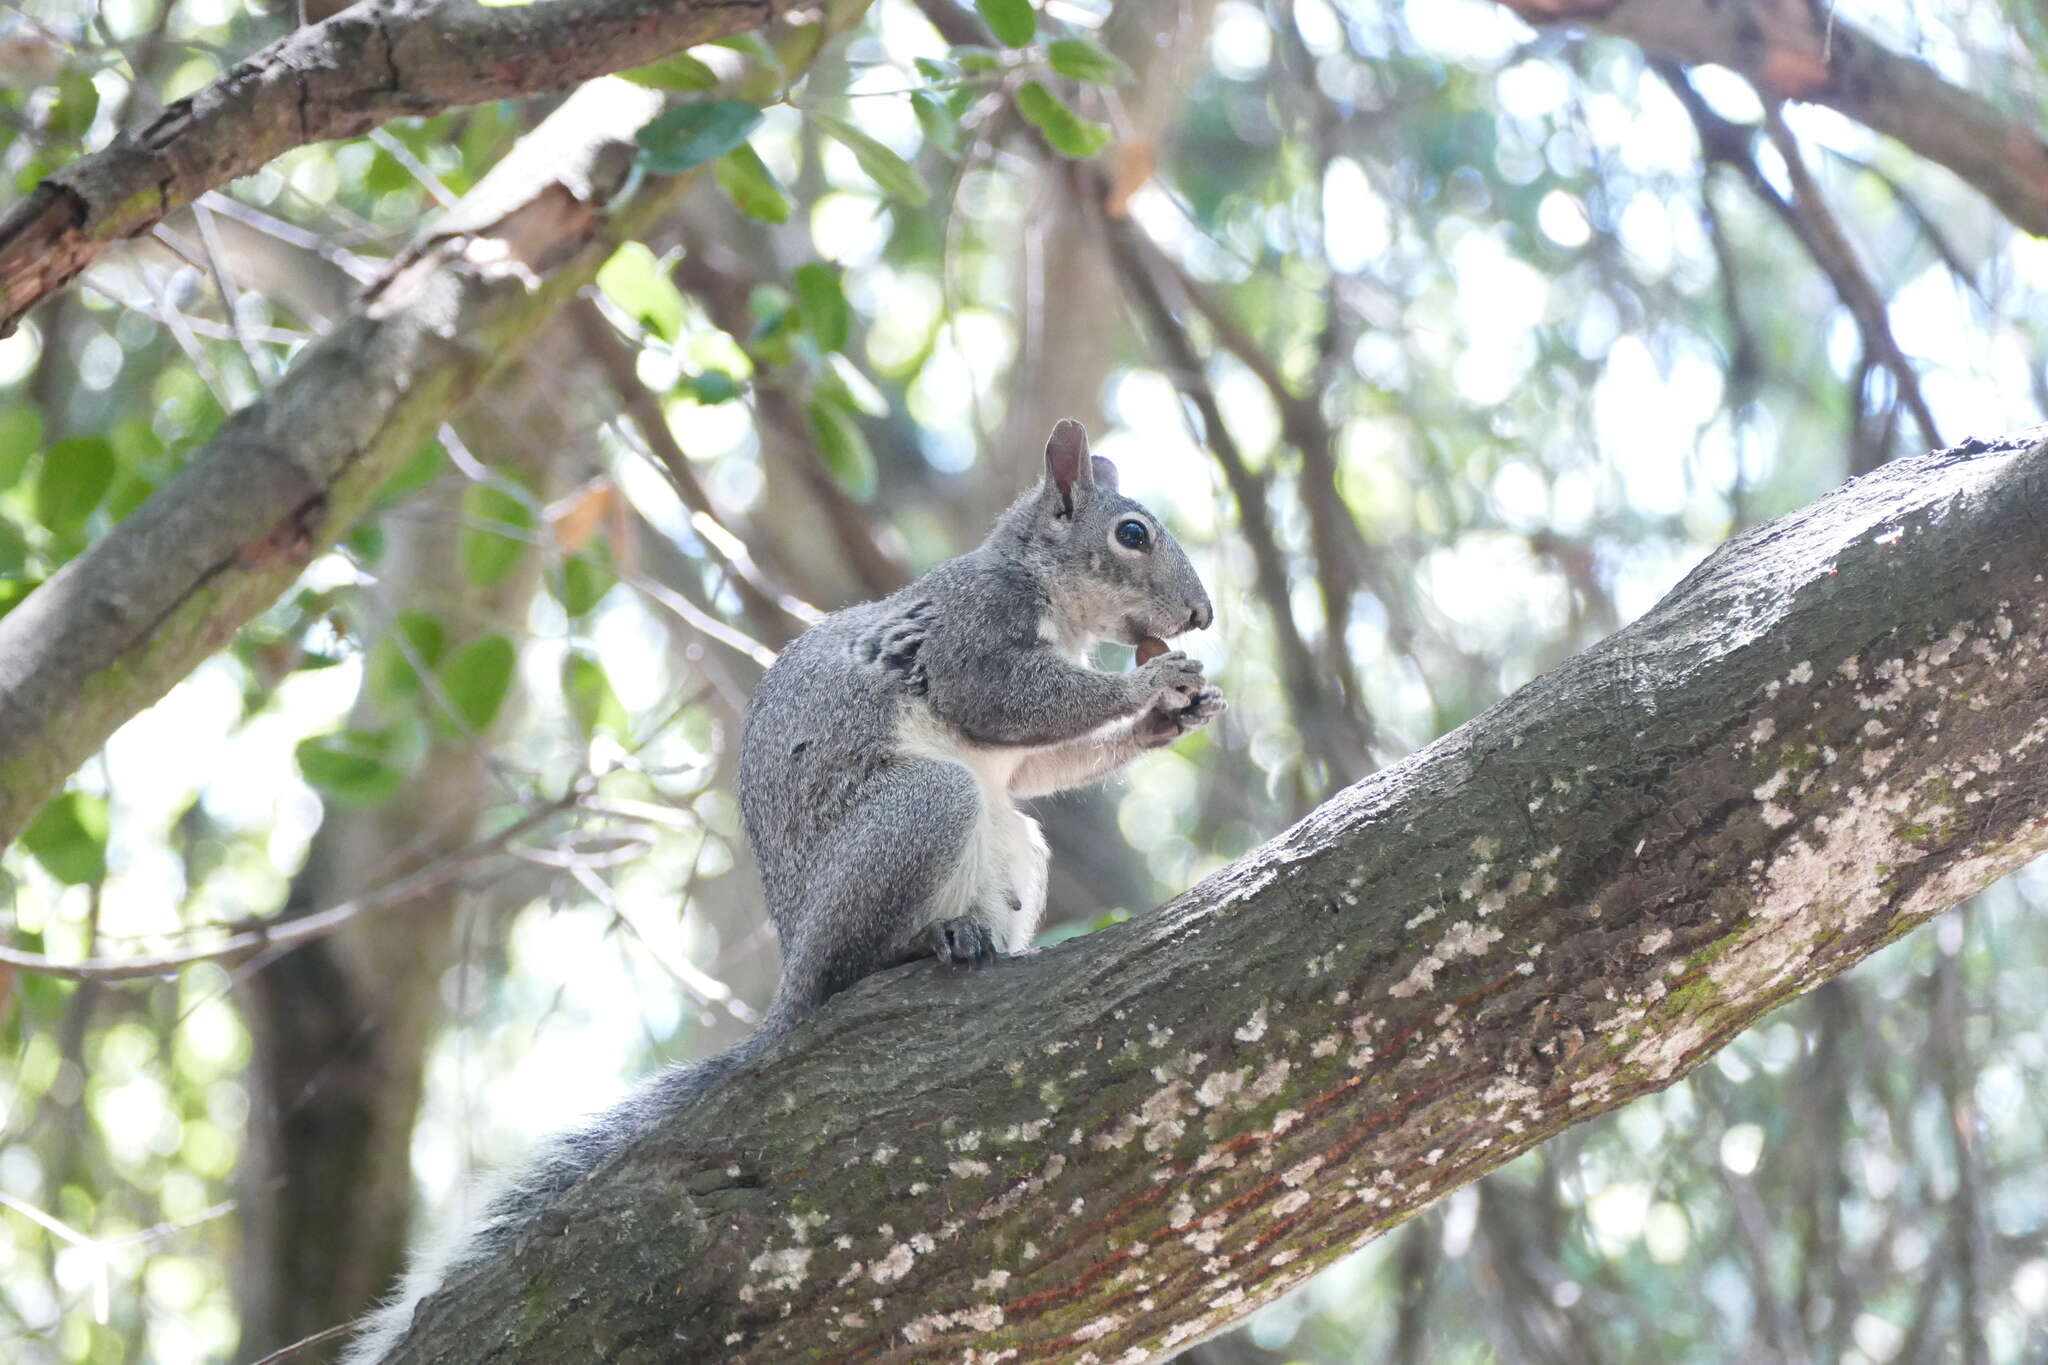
[916,915,998,969]
[1132,649,1206,708]
[1136,682,1226,748]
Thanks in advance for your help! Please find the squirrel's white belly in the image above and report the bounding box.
[895,705,1049,953]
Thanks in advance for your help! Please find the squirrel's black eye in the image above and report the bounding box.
[1115,519,1150,551]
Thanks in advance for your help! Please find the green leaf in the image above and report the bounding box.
[460,484,535,588]
[711,32,780,67]
[0,576,38,620]
[108,414,162,467]
[50,69,99,140]
[558,557,615,618]
[1015,81,1111,158]
[713,143,792,224]
[793,263,853,354]
[620,51,721,92]
[378,440,446,506]
[596,241,687,343]
[364,146,415,197]
[563,650,629,739]
[974,0,1035,47]
[0,405,42,488]
[747,283,792,331]
[678,369,742,404]
[951,45,1004,73]
[1047,37,1133,85]
[297,730,409,807]
[744,283,798,360]
[104,470,157,524]
[21,791,108,885]
[814,114,930,208]
[367,610,447,705]
[0,520,25,574]
[807,396,876,499]
[436,634,518,735]
[33,436,116,531]
[825,353,888,416]
[913,56,958,82]
[910,91,959,154]
[346,520,385,564]
[635,101,764,175]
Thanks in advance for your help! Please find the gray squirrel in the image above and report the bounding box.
[341,419,1221,1361]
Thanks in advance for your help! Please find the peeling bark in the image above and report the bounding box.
[375,430,2048,1361]
[0,78,683,850]
[0,0,776,333]
[1495,0,2048,237]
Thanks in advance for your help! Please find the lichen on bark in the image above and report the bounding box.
[371,433,2048,1362]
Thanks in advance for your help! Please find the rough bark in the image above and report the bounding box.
[0,0,776,333]
[376,428,2048,1361]
[0,73,684,849]
[1496,0,2048,237]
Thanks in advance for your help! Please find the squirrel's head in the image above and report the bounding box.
[1006,419,1214,652]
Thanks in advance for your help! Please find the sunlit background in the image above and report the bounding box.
[3,0,2047,1360]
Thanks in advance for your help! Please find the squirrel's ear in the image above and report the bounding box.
[1043,418,1094,517]
[1089,454,1119,492]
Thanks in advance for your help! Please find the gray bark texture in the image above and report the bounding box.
[375,428,2048,1362]
[0,0,773,332]
[0,78,669,850]
[0,0,873,858]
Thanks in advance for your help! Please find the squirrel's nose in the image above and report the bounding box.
[1187,601,1212,632]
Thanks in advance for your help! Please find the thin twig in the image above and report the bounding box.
[191,199,272,384]
[1083,163,1373,792]
[244,1322,357,1365]
[1761,103,1942,453]
[0,790,584,982]
[1657,64,1941,467]
[573,300,815,642]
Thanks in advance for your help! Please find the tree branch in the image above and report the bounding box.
[376,429,2048,1361]
[0,0,776,333]
[1496,0,2048,237]
[0,77,663,849]
[1656,63,1941,474]
[0,788,580,982]
[1084,165,1376,792]
[573,299,816,645]
[0,0,871,853]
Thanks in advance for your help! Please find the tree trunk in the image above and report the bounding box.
[373,429,2048,1361]
[234,358,566,1357]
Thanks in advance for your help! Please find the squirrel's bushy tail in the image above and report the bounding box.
[339,1007,797,1364]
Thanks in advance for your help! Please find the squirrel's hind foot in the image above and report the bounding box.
[912,915,999,968]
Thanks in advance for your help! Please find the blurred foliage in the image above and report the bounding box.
[1,0,2047,1361]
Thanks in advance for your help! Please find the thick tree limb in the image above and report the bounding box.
[0,76,676,850]
[1497,0,2048,237]
[0,0,774,334]
[376,429,2048,1360]
[0,0,871,851]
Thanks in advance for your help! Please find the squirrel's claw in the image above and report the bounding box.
[1136,683,1226,747]
[917,915,998,969]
